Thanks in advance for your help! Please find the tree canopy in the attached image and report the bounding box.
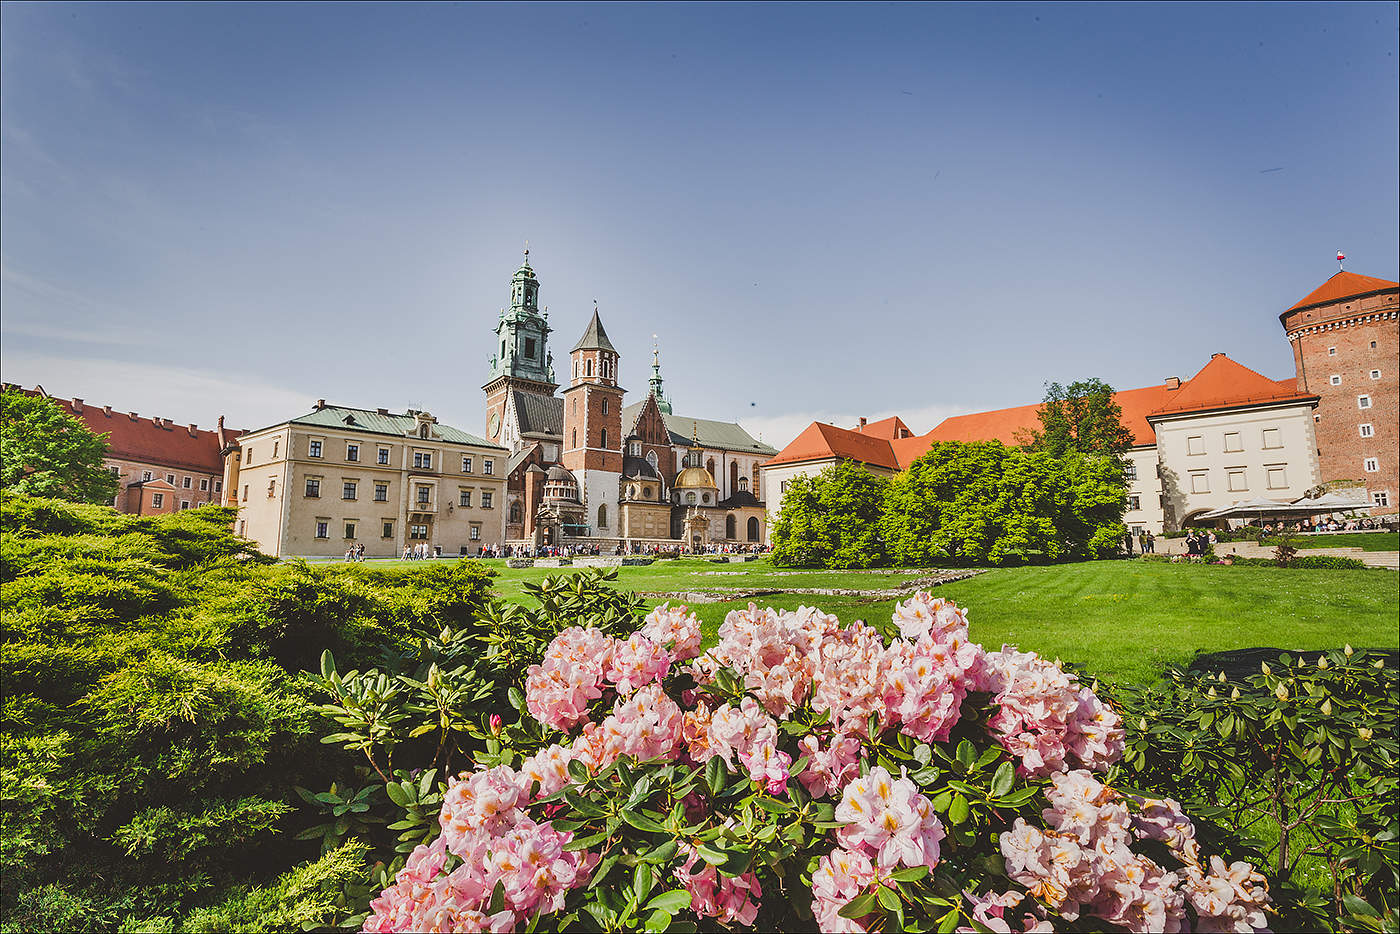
[1020,378,1136,457]
[1,389,119,504]
[769,459,889,569]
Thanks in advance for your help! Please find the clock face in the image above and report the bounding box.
[488,412,501,439]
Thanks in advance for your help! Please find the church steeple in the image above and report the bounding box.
[649,337,672,415]
[487,248,555,388]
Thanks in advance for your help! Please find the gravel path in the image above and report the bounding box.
[637,569,985,603]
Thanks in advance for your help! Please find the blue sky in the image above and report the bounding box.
[2,2,1396,444]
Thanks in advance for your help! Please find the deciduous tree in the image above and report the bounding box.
[1,390,119,505]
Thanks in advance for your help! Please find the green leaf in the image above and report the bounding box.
[641,839,679,864]
[955,740,976,769]
[887,865,929,883]
[646,889,692,914]
[948,794,970,825]
[622,810,666,833]
[384,782,411,808]
[564,831,609,851]
[567,759,590,784]
[508,686,525,711]
[695,844,728,866]
[990,761,1015,798]
[876,884,901,911]
[838,892,877,920]
[703,758,725,795]
[633,862,655,902]
[589,853,619,889]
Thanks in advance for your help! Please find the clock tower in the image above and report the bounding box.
[483,250,557,450]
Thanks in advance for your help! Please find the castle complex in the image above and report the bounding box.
[482,253,775,550]
[764,268,1399,534]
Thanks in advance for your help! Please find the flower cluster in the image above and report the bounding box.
[1000,770,1269,933]
[366,593,1269,934]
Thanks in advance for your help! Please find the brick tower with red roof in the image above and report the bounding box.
[1280,270,1399,511]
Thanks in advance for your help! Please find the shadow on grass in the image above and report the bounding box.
[1186,646,1399,680]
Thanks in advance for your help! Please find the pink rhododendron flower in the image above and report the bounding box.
[605,632,671,695]
[833,766,945,871]
[601,682,682,762]
[891,592,970,643]
[797,733,862,799]
[811,845,877,933]
[674,842,762,926]
[640,603,703,661]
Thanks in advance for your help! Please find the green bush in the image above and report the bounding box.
[1110,649,1399,930]
[1289,555,1369,570]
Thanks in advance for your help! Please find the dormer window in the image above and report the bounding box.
[420,424,430,439]
[630,440,641,456]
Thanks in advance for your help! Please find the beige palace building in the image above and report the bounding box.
[224,401,509,558]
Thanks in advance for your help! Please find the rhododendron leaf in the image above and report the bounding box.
[935,909,962,933]
[753,796,791,815]
[993,787,1038,806]
[641,839,679,864]
[564,831,608,851]
[567,759,590,784]
[718,849,753,876]
[990,761,1015,797]
[695,843,727,865]
[913,743,932,766]
[868,713,881,745]
[626,776,653,808]
[876,883,901,911]
[838,892,877,920]
[704,756,727,795]
[622,809,665,833]
[646,889,691,914]
[588,853,619,889]
[948,793,970,825]
[320,649,335,680]
[633,861,654,902]
[888,865,929,883]
[911,766,939,785]
[955,740,976,769]
[507,686,524,711]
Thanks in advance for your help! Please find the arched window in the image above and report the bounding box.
[726,514,736,539]
[597,504,607,528]
[686,492,696,505]
[586,359,593,377]
[602,398,608,416]
[573,360,578,379]
[706,458,715,476]
[600,428,608,448]
[510,502,522,522]
[752,464,760,495]
[730,461,739,492]
[646,450,658,471]
[747,517,760,541]
[420,424,429,439]
[572,428,577,448]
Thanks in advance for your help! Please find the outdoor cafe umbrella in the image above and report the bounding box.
[1196,497,1317,523]
[1289,491,1373,512]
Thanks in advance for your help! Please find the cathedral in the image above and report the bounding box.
[482,253,775,549]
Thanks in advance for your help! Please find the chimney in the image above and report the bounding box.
[129,412,139,421]
[72,398,84,413]
[1164,377,1181,390]
[188,423,198,437]
[377,407,389,416]
[315,399,326,410]
[859,417,868,430]
[103,405,112,417]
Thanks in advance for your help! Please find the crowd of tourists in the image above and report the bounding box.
[1262,516,1388,534]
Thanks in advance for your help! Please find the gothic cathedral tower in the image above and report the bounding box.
[562,307,624,535]
[483,251,556,450]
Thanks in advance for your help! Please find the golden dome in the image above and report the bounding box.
[674,465,717,489]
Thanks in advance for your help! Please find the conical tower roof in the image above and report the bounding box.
[570,308,617,353]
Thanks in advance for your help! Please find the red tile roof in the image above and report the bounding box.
[854,415,914,440]
[766,354,1315,472]
[763,421,900,470]
[9,384,240,474]
[1147,353,1315,418]
[1284,270,1398,314]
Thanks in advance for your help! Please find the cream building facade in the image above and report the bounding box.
[224,402,509,558]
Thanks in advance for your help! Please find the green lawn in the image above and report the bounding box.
[1262,531,1398,551]
[473,558,1399,686]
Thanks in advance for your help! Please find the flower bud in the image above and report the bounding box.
[1358,728,1373,741]
[490,714,503,735]
[1274,683,1288,701]
[1344,644,1354,657]
[1230,687,1241,700]
[1320,699,1333,715]
[1261,662,1272,676]
[1375,659,1385,669]
[1139,718,1148,731]
[1207,686,1217,697]
[1218,671,1227,683]
[1317,655,1329,669]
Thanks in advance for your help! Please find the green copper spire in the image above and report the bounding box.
[487,247,555,386]
[649,336,672,414]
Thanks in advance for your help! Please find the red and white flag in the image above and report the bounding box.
[1337,251,1346,262]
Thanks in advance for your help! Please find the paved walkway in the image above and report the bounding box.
[1152,538,1398,569]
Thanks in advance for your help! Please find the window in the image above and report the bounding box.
[242,484,249,501]
[597,504,607,528]
[602,398,609,416]
[1267,466,1288,489]
[510,502,522,522]
[417,485,431,505]
[343,481,357,500]
[199,478,209,491]
[273,440,279,458]
[245,449,252,464]
[470,524,481,541]
[1223,432,1242,453]
[166,473,175,484]
[309,440,322,458]
[346,443,360,462]
[1127,495,1141,511]
[600,428,608,448]
[1261,428,1282,449]
[572,429,577,447]
[383,522,394,538]
[214,480,222,493]
[525,337,536,358]
[1227,469,1248,492]
[420,424,430,439]
[1124,462,1137,481]
[378,447,390,465]
[142,470,153,481]
[1190,472,1209,494]
[414,452,433,469]
[644,486,653,499]
[462,456,473,473]
[1360,424,1374,438]
[738,477,749,492]
[409,524,428,540]
[179,500,190,510]
[305,478,321,497]
[374,482,389,501]
[483,460,493,476]
[646,450,658,470]
[586,359,593,377]
[630,440,641,456]
[315,521,329,539]
[1187,436,1205,456]
[702,493,711,504]
[345,522,356,539]
[726,514,736,538]
[459,489,472,507]
[238,520,245,537]
[1328,346,1337,356]
[747,517,761,541]
[152,493,165,508]
[686,492,697,505]
[1359,395,1372,410]
[1364,458,1380,473]
[482,491,493,508]
[1371,340,1378,349]
[1373,491,1390,508]
[179,475,190,489]
[1371,370,1382,380]
[267,479,276,497]
[1330,375,1342,386]
[780,480,790,494]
